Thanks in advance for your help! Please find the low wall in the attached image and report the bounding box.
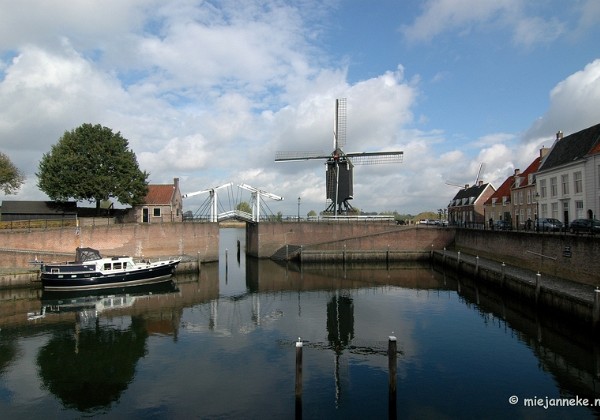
[432,250,598,327]
[0,222,220,269]
[454,230,600,286]
[247,222,455,258]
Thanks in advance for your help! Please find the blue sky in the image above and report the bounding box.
[1,0,599,216]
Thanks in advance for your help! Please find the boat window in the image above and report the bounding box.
[51,268,60,274]
[103,263,112,270]
[123,262,127,269]
[113,262,122,270]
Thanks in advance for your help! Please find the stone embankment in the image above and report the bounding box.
[433,249,600,328]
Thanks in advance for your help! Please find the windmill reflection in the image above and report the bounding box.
[326,291,354,407]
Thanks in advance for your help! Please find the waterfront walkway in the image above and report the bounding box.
[434,249,597,306]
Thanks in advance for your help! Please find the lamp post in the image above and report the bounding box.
[297,197,301,222]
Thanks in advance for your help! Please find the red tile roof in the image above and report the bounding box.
[144,184,175,205]
[514,156,541,189]
[484,176,513,206]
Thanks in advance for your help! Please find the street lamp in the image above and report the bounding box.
[297,197,301,222]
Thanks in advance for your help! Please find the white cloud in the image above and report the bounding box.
[400,0,518,43]
[523,59,600,143]
[400,0,570,49]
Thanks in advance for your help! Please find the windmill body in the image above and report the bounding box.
[275,98,403,215]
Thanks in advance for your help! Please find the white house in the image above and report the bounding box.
[535,124,600,224]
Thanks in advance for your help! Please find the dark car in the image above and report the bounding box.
[494,220,512,231]
[569,218,600,234]
[536,217,564,232]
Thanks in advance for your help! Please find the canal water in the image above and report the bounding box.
[1,228,599,419]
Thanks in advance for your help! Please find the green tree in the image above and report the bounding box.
[236,201,252,214]
[0,152,25,194]
[37,124,149,208]
[307,210,317,217]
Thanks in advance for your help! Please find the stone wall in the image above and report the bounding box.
[247,222,456,258]
[0,222,220,268]
[454,229,600,286]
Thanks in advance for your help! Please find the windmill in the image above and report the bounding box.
[275,98,403,215]
[445,162,486,189]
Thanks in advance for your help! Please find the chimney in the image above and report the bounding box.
[556,131,563,140]
[173,177,179,190]
[539,147,550,159]
[478,180,483,186]
[514,169,520,176]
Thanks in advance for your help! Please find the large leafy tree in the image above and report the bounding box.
[0,152,25,194]
[37,123,149,208]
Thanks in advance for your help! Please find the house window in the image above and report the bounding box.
[502,196,507,206]
[550,177,557,197]
[527,190,531,204]
[541,203,548,218]
[575,200,584,219]
[561,174,569,195]
[574,171,582,194]
[153,207,161,217]
[540,179,547,198]
[492,198,497,207]
[551,202,558,219]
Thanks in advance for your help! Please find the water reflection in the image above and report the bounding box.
[31,282,180,412]
[0,230,599,417]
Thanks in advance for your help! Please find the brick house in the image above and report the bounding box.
[447,181,495,227]
[483,176,513,228]
[131,178,183,223]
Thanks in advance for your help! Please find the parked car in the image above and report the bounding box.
[569,218,600,234]
[536,217,564,232]
[494,220,512,231]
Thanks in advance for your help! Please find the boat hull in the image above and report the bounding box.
[41,260,180,291]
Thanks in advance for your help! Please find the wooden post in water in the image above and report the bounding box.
[388,335,397,418]
[386,244,390,269]
[457,251,461,271]
[295,337,303,417]
[535,272,541,304]
[475,256,479,276]
[501,263,506,287]
[593,288,600,330]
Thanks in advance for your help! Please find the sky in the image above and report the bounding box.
[1,0,599,217]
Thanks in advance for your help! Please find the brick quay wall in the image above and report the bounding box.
[0,222,220,269]
[246,222,455,258]
[453,229,599,286]
[1,221,598,287]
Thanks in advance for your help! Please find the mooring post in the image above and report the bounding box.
[501,262,506,287]
[535,272,541,304]
[343,243,346,266]
[386,244,390,268]
[475,256,479,276]
[442,247,446,264]
[457,251,461,269]
[197,251,201,274]
[593,288,600,329]
[388,335,397,418]
[295,337,303,416]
